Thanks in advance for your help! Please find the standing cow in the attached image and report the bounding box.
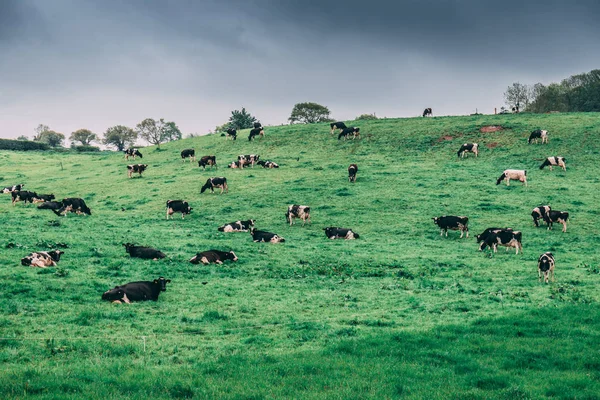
[248,127,264,141]
[200,177,228,194]
[528,130,548,144]
[539,156,566,171]
[166,200,193,219]
[531,205,551,227]
[348,164,358,183]
[330,122,347,134]
[181,149,196,162]
[538,252,555,283]
[286,205,311,226]
[496,169,527,186]
[226,128,237,140]
[422,108,433,117]
[127,164,148,178]
[124,149,143,160]
[457,143,478,158]
[432,216,469,238]
[198,156,217,170]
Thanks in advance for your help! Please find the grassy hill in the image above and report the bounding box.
[1,113,600,399]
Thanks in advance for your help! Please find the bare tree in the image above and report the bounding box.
[504,82,531,110]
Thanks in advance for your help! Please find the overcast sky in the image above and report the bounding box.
[1,0,598,141]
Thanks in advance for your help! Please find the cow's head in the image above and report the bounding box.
[48,250,64,262]
[432,217,439,226]
[153,277,171,291]
[135,150,143,158]
[227,251,238,261]
[123,243,135,253]
[48,194,56,200]
[102,288,125,301]
[248,219,256,227]
[189,255,200,264]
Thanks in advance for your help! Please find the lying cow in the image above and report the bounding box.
[237,154,259,169]
[189,250,238,265]
[496,169,527,186]
[181,149,196,162]
[32,194,55,203]
[547,210,569,232]
[531,205,551,227]
[457,143,478,158]
[528,129,548,144]
[226,128,237,141]
[324,227,360,240]
[21,250,64,268]
[37,201,63,210]
[166,200,192,219]
[127,164,148,178]
[11,190,38,206]
[330,122,347,134]
[102,277,171,303]
[2,184,24,194]
[423,108,433,117]
[227,161,244,169]
[248,127,264,141]
[250,228,285,243]
[539,156,566,171]
[338,127,360,140]
[123,243,166,260]
[124,148,143,160]
[256,160,279,168]
[477,228,522,254]
[348,164,358,183]
[432,216,469,238]
[286,205,311,226]
[53,198,92,216]
[198,155,217,170]
[538,252,555,283]
[200,177,228,194]
[218,219,255,232]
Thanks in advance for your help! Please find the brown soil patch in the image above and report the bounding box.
[486,142,500,149]
[436,133,463,142]
[480,126,503,133]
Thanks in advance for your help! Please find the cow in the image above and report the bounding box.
[200,177,228,194]
[432,216,469,238]
[21,250,64,268]
[2,184,24,194]
[250,228,285,243]
[538,252,555,283]
[237,154,259,169]
[423,108,433,117]
[475,228,512,243]
[547,210,569,233]
[457,143,479,158]
[253,122,262,129]
[127,164,148,178]
[123,243,166,260]
[227,161,243,169]
[124,149,143,160]
[286,205,311,226]
[166,200,192,219]
[37,201,63,211]
[338,127,360,140]
[348,164,358,183]
[324,227,360,240]
[256,160,279,168]
[539,156,566,171]
[226,128,237,140]
[248,127,264,141]
[496,169,527,186]
[531,205,551,227]
[12,190,39,206]
[198,156,217,170]
[181,149,196,162]
[31,194,55,203]
[53,198,92,216]
[528,129,548,144]
[189,250,238,265]
[478,229,523,254]
[330,122,348,134]
[101,277,171,303]
[218,219,255,232]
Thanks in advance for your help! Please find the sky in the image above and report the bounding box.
[1,0,599,141]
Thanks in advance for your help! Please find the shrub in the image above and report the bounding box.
[73,145,101,152]
[0,139,50,151]
[356,113,378,120]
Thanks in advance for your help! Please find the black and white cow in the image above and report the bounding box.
[531,205,551,227]
[256,160,279,168]
[2,184,24,194]
[37,201,63,211]
[102,277,171,303]
[123,243,166,260]
[253,122,262,129]
[324,227,360,240]
[237,154,259,169]
[166,200,192,219]
[477,229,523,254]
[198,156,217,170]
[181,149,196,162]
[528,129,548,144]
[124,149,143,160]
[423,108,433,117]
[189,250,238,265]
[127,164,148,178]
[432,216,469,238]
[538,252,555,283]
[227,161,244,169]
[496,169,527,186]
[338,127,360,140]
[248,127,264,141]
[53,198,92,216]
[547,210,569,233]
[286,205,311,226]
[200,177,228,194]
[539,156,566,171]
[218,219,255,232]
[32,194,56,203]
[21,250,64,268]
[250,228,285,243]
[330,122,348,134]
[226,128,237,141]
[348,164,358,183]
[457,143,479,158]
[11,190,41,206]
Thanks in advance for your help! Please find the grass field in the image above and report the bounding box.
[1,113,600,399]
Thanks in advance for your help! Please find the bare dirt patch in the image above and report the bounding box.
[486,142,500,149]
[480,126,503,133]
[436,133,463,143]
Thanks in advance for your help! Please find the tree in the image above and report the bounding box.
[69,129,97,146]
[103,125,137,151]
[17,135,29,141]
[288,102,332,124]
[33,124,50,141]
[228,107,257,129]
[136,118,167,148]
[504,82,531,110]
[162,120,182,142]
[37,130,65,147]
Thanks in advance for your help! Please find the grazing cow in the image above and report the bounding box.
[286,205,311,226]
[166,200,192,219]
[496,169,527,186]
[330,122,348,134]
[338,127,360,140]
[256,160,279,168]
[37,201,63,211]
[124,149,143,160]
[127,164,148,178]
[248,127,264,141]
[528,129,548,144]
[53,198,92,216]
[457,143,479,158]
[101,277,171,303]
[539,156,566,171]
[21,250,64,268]
[2,184,24,194]
[189,250,238,265]
[226,128,237,140]
[253,122,262,129]
[200,177,228,194]
[324,227,360,240]
[218,219,255,232]
[547,210,569,233]
[478,229,523,254]
[181,149,196,162]
[538,252,555,283]
[422,108,433,117]
[531,205,551,227]
[123,243,166,260]
[432,216,469,238]
[348,164,358,183]
[198,156,217,170]
[12,191,39,206]
[32,194,55,203]
[237,154,259,169]
[250,228,285,243]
